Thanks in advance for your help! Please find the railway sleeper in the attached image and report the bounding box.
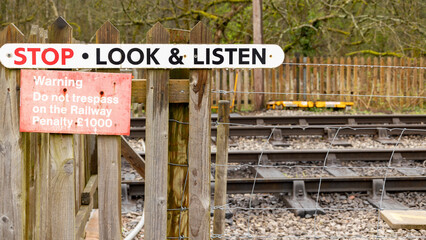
[211,136,238,147]
[325,128,352,146]
[269,128,290,147]
[376,128,398,145]
[392,153,425,176]
[367,179,409,210]
[325,153,358,177]
[282,180,325,218]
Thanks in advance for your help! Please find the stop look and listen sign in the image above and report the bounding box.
[1,44,285,135]
[0,44,285,69]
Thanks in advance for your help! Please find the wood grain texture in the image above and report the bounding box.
[243,69,249,109]
[346,57,351,102]
[373,57,379,104]
[167,104,189,238]
[75,201,94,240]
[131,79,189,103]
[298,57,303,100]
[386,58,392,104]
[420,58,424,108]
[188,22,212,240]
[121,136,145,179]
[285,58,290,100]
[221,69,228,100]
[279,64,284,101]
[145,22,170,240]
[236,70,242,110]
[95,20,122,240]
[167,28,190,239]
[306,57,310,100]
[49,134,75,240]
[353,57,358,104]
[392,57,399,107]
[326,57,331,101]
[0,23,25,240]
[213,101,230,240]
[47,17,76,240]
[33,133,50,240]
[339,57,345,101]
[412,58,418,106]
[96,136,121,240]
[253,0,264,109]
[333,57,338,98]
[25,25,51,240]
[81,175,98,205]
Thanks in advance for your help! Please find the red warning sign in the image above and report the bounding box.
[20,70,132,135]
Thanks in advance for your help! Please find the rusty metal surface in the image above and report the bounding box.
[124,176,426,196]
[130,124,426,138]
[131,114,426,127]
[138,148,426,163]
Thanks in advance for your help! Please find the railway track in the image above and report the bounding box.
[123,176,426,196]
[123,176,426,217]
[131,114,426,127]
[137,148,426,163]
[129,115,426,138]
[126,115,426,218]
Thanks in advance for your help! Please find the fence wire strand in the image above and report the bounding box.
[209,119,425,239]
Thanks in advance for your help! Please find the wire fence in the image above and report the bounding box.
[209,60,425,111]
[207,120,426,240]
[156,117,426,240]
[130,61,425,239]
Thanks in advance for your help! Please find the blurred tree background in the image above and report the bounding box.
[1,0,424,57]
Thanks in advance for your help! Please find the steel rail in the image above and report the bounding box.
[124,176,426,196]
[130,124,426,138]
[130,114,426,127]
[137,148,426,163]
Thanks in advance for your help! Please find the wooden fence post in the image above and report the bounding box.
[145,22,170,240]
[412,58,418,106]
[339,57,345,101]
[25,25,52,240]
[312,57,318,100]
[353,57,358,105]
[386,58,392,105]
[188,22,212,240]
[95,21,122,240]
[0,23,26,240]
[167,28,190,238]
[243,69,249,109]
[47,17,76,240]
[213,100,230,240]
[319,57,324,101]
[279,64,284,101]
[346,57,351,102]
[326,57,331,101]
[253,0,264,110]
[420,58,424,108]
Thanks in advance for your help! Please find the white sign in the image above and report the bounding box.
[0,44,285,69]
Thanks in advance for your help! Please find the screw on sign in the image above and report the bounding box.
[0,44,285,69]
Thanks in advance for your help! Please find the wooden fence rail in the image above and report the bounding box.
[210,56,425,111]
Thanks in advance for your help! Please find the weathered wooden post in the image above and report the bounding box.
[253,0,264,110]
[213,100,230,240]
[145,23,170,240]
[167,28,190,238]
[95,21,122,240]
[46,17,77,240]
[0,23,26,240]
[188,22,212,240]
